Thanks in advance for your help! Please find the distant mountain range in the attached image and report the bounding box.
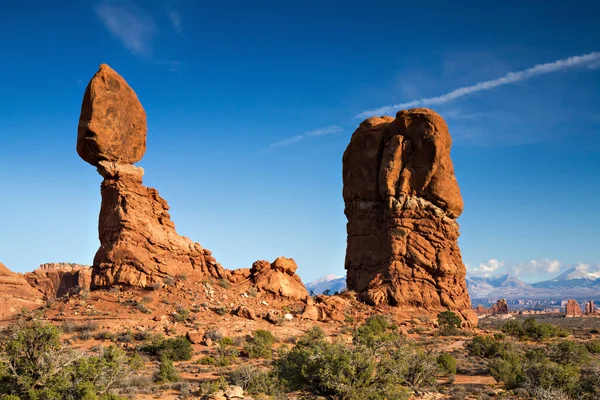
[306,266,600,300]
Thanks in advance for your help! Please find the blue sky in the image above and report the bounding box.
[0,0,599,283]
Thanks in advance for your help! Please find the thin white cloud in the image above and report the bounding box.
[357,52,600,118]
[95,0,157,57]
[510,259,563,277]
[305,125,343,136]
[268,125,343,149]
[167,9,183,34]
[269,135,304,149]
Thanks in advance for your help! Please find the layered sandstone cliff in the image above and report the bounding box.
[0,262,44,319]
[24,263,91,299]
[343,108,476,325]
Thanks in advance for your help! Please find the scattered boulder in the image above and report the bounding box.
[186,330,205,344]
[24,263,91,299]
[342,108,476,326]
[234,305,257,320]
[248,257,308,301]
[265,310,281,324]
[301,305,321,321]
[0,262,44,319]
[77,64,230,288]
[565,299,583,317]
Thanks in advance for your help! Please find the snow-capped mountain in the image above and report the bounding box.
[532,267,600,289]
[305,274,347,295]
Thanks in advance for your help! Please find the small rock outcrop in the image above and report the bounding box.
[565,299,583,317]
[248,257,308,301]
[491,299,509,314]
[343,108,476,325]
[25,263,91,299]
[78,65,228,288]
[0,262,44,319]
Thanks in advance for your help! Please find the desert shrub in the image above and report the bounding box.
[244,330,276,359]
[500,320,525,338]
[437,353,457,375]
[61,320,78,333]
[219,337,234,347]
[353,315,402,348]
[585,339,600,354]
[213,306,228,316]
[205,329,224,342]
[404,350,439,388]
[136,303,152,314]
[117,330,133,343]
[522,318,569,341]
[550,340,589,365]
[468,335,507,358]
[155,355,179,383]
[523,358,579,395]
[129,351,145,371]
[438,311,462,329]
[488,349,523,389]
[199,377,227,395]
[529,387,570,400]
[229,365,282,396]
[276,326,411,399]
[174,306,190,322]
[579,359,600,399]
[0,322,130,399]
[95,330,116,341]
[218,279,231,289]
[215,345,239,367]
[139,336,192,361]
[134,330,152,341]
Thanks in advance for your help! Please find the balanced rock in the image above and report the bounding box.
[25,263,91,299]
[565,299,583,317]
[77,65,228,288]
[0,262,44,319]
[343,108,476,325]
[249,257,308,301]
[77,64,146,166]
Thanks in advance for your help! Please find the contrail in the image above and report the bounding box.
[357,52,600,118]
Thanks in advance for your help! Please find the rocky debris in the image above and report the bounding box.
[585,300,595,315]
[186,330,205,344]
[491,299,509,314]
[77,64,146,166]
[301,295,350,322]
[77,64,230,288]
[234,305,257,320]
[203,385,249,400]
[0,262,44,319]
[24,263,91,299]
[565,299,583,317]
[248,257,309,301]
[265,310,281,324]
[342,108,476,326]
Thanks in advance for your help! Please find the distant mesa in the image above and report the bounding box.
[343,108,476,326]
[565,299,583,317]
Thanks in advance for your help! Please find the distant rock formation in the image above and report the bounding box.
[24,263,91,299]
[78,64,229,288]
[248,257,308,301]
[0,262,44,319]
[491,299,509,314]
[565,299,583,317]
[343,109,476,325]
[585,300,595,315]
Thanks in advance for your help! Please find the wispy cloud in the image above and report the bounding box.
[268,125,343,149]
[95,0,157,57]
[467,259,504,277]
[167,9,183,34]
[357,52,600,118]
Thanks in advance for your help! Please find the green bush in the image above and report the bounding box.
[437,353,457,375]
[229,365,282,396]
[438,311,462,329]
[468,335,507,358]
[155,355,179,383]
[353,315,402,349]
[139,335,192,361]
[276,326,411,399]
[0,322,130,399]
[523,358,579,395]
[579,360,600,399]
[550,340,589,365]
[585,339,600,354]
[500,320,525,338]
[488,349,523,389]
[244,330,275,359]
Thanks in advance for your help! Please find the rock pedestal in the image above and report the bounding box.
[342,108,476,325]
[491,299,509,314]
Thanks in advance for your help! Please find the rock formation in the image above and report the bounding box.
[565,299,583,317]
[491,299,509,314]
[0,262,44,319]
[78,64,229,288]
[247,257,308,301]
[78,64,309,297]
[25,263,91,299]
[342,108,476,325]
[585,300,595,315]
